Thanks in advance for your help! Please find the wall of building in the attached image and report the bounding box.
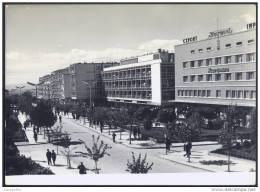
[175,29,256,107]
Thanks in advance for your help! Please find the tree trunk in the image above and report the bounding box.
[109,125,111,135]
[129,124,132,144]
[228,147,231,172]
[95,161,98,174]
[120,129,122,140]
[67,156,71,168]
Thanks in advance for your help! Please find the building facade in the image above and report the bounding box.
[102,49,175,105]
[174,28,256,108]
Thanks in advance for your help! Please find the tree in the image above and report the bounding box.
[121,105,141,144]
[30,100,57,136]
[218,105,241,172]
[126,152,154,174]
[169,112,203,142]
[112,108,126,140]
[157,108,176,129]
[76,135,111,174]
[249,108,256,144]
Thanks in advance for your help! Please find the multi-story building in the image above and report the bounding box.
[38,75,51,99]
[175,27,256,108]
[102,49,175,105]
[69,62,118,104]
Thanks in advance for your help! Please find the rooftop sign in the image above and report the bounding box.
[208,28,232,39]
[183,36,197,44]
[247,22,256,30]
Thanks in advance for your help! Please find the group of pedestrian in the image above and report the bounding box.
[46,149,56,166]
[133,127,141,140]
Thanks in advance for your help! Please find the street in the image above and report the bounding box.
[60,117,207,174]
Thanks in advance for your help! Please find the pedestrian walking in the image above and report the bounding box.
[33,131,38,143]
[23,122,27,130]
[112,132,116,143]
[136,127,141,138]
[46,149,52,165]
[133,127,137,140]
[77,162,87,174]
[166,137,171,153]
[184,141,192,161]
[51,150,56,166]
[59,115,62,123]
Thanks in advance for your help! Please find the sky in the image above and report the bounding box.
[5,3,256,85]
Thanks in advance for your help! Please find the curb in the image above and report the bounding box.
[68,119,165,149]
[159,155,215,173]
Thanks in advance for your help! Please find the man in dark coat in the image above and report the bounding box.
[77,162,86,174]
[51,150,56,165]
[112,132,116,143]
[46,149,52,165]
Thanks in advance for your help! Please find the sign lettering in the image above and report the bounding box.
[208,28,232,39]
[208,68,229,73]
[183,36,197,44]
[247,22,256,30]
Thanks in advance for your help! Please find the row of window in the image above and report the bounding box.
[183,72,255,82]
[190,39,254,54]
[183,53,255,68]
[178,89,256,99]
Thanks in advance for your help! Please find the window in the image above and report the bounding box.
[198,90,202,97]
[225,56,232,64]
[215,74,221,81]
[190,61,195,68]
[191,50,195,54]
[246,72,254,80]
[206,59,212,66]
[236,41,242,46]
[251,91,256,99]
[238,91,243,98]
[226,90,231,98]
[246,53,255,62]
[207,90,211,97]
[183,62,187,68]
[215,57,221,65]
[189,90,193,97]
[248,39,254,44]
[225,73,231,80]
[198,75,203,81]
[183,76,188,82]
[235,55,243,63]
[190,75,195,82]
[206,74,212,81]
[198,60,203,67]
[194,90,197,96]
[225,43,231,48]
[185,90,188,97]
[202,90,206,97]
[235,73,242,80]
[207,47,212,52]
[216,90,221,98]
[232,91,237,98]
[244,91,249,99]
[199,49,203,53]
[182,90,185,96]
[178,90,181,96]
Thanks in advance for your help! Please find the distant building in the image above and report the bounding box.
[39,62,119,105]
[69,62,118,104]
[102,49,175,105]
[174,27,256,108]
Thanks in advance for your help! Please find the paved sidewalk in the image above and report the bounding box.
[16,113,87,175]
[63,113,256,173]
[15,112,256,174]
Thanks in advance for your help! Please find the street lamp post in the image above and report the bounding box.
[16,86,25,95]
[27,81,44,102]
[82,80,97,107]
[82,80,97,128]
